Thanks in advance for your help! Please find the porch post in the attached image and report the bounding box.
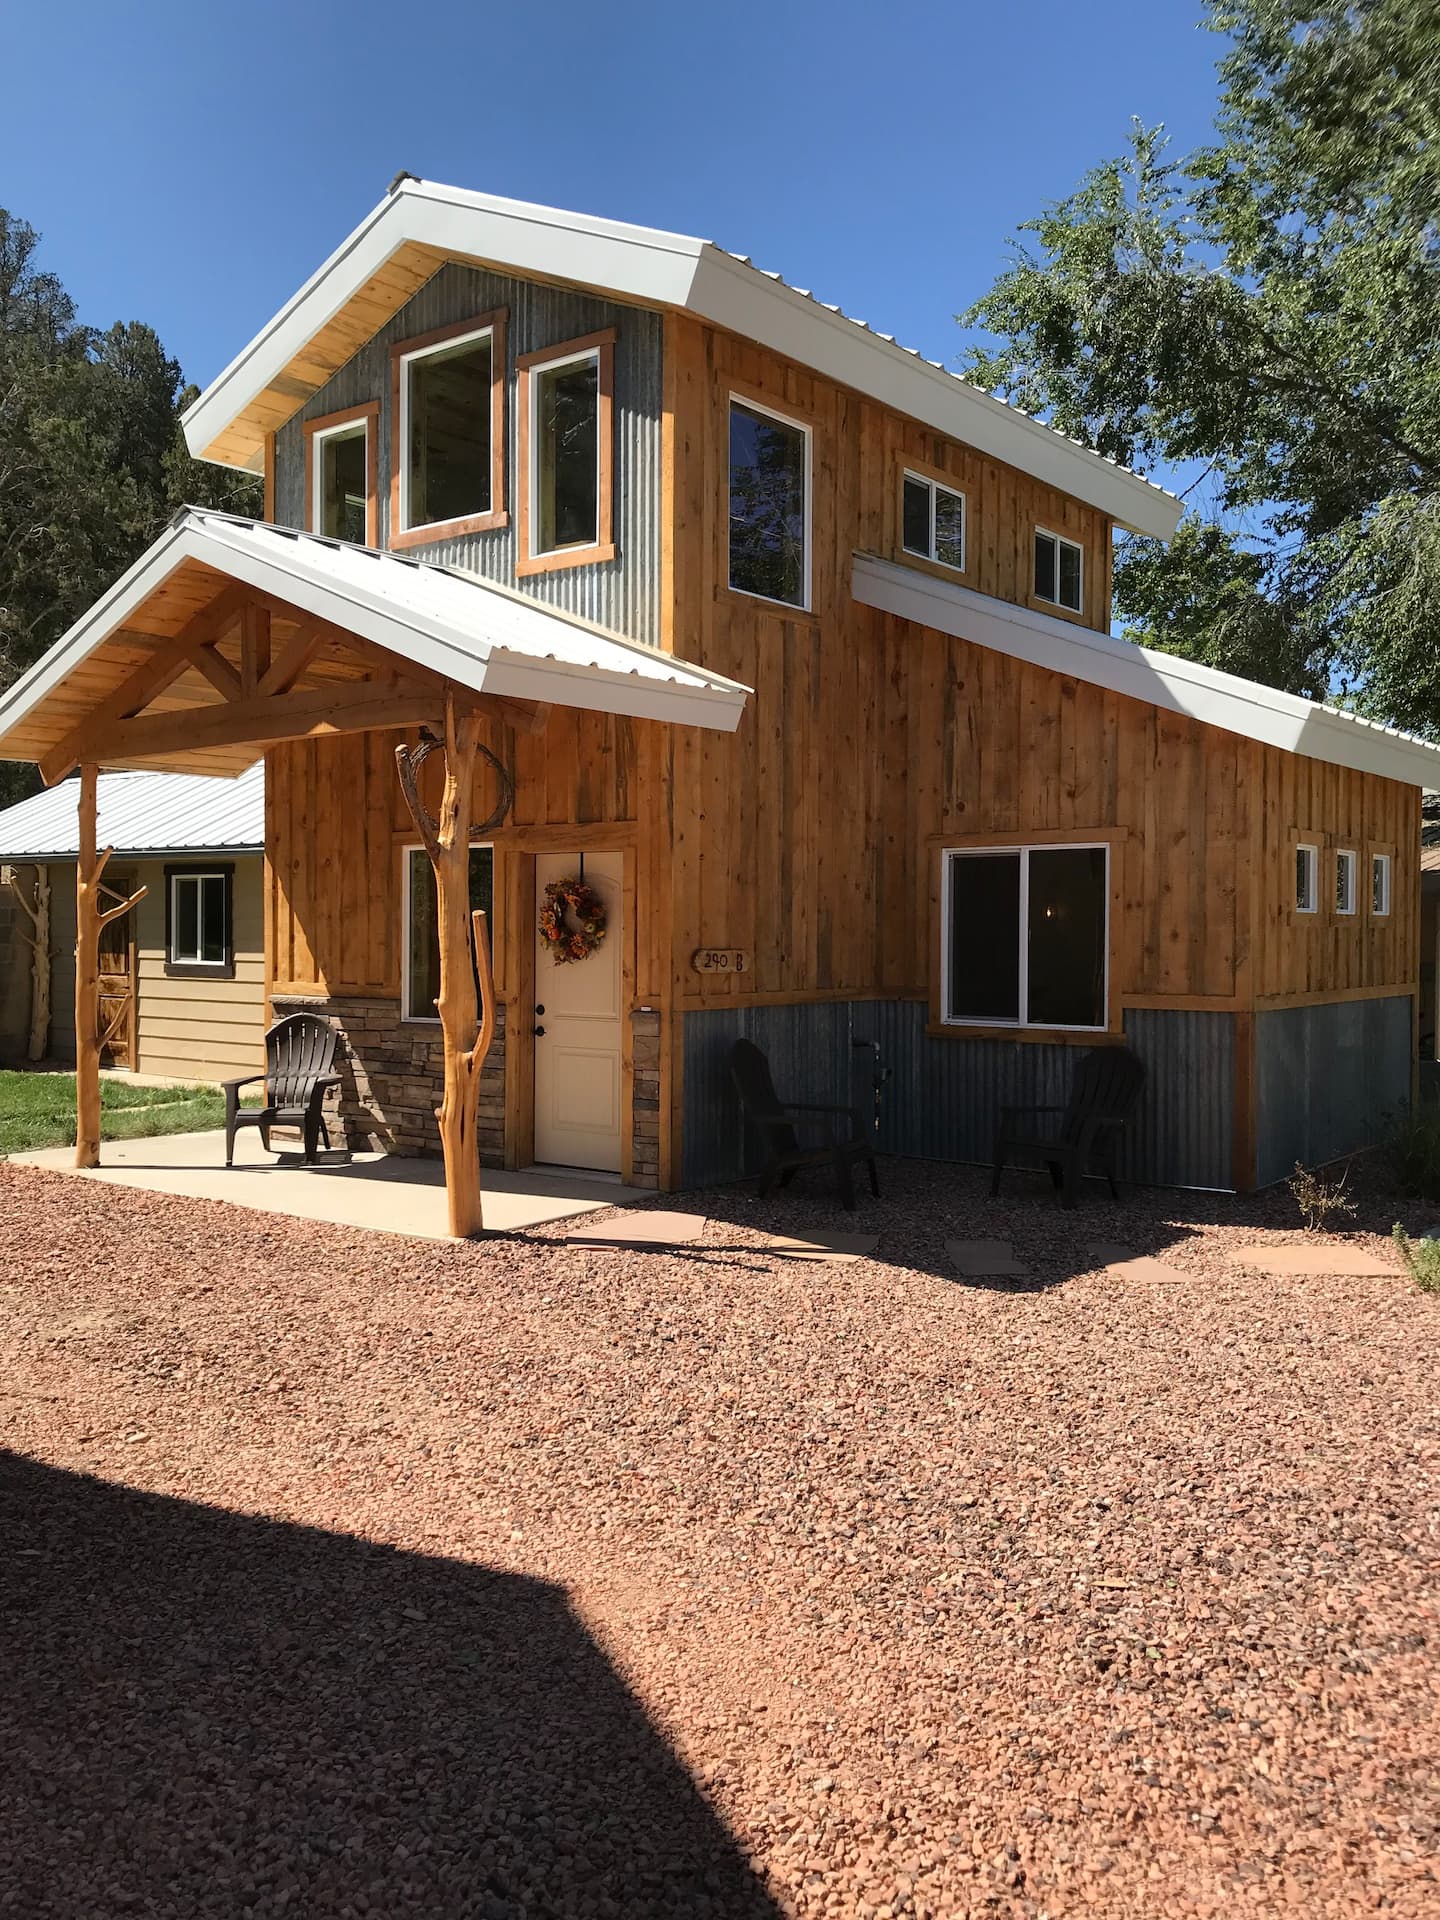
[396,694,498,1237]
[74,762,147,1169]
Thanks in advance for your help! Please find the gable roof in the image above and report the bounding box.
[0,510,750,777]
[181,177,1184,542]
[852,552,1440,789]
[0,763,264,861]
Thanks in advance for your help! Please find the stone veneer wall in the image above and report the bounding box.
[272,993,662,1187]
[271,994,507,1166]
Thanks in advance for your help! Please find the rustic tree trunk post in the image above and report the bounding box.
[395,694,498,1237]
[74,764,147,1169]
[6,863,51,1061]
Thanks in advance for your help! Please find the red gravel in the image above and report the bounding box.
[1,1157,1437,1918]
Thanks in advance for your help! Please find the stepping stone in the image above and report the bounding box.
[565,1210,707,1248]
[1229,1242,1396,1277]
[946,1238,1030,1278]
[757,1230,879,1263]
[1086,1241,1187,1283]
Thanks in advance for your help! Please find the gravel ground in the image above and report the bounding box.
[1,1155,1437,1919]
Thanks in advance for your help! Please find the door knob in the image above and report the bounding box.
[535,1004,545,1016]
[533,1024,546,1037]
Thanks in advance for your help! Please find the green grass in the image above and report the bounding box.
[0,1070,232,1155]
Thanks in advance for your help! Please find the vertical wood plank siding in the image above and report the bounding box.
[273,263,663,645]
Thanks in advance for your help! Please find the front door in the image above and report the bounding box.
[533,850,623,1171]
[97,874,138,1070]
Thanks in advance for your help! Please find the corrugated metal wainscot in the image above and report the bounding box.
[273,261,664,646]
[1254,994,1412,1187]
[682,1001,1235,1192]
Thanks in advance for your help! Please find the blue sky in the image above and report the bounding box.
[3,0,1222,418]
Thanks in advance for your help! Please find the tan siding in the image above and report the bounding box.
[131,857,266,1082]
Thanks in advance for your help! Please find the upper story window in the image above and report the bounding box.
[166,865,234,980]
[517,330,616,576]
[942,844,1109,1031]
[390,311,507,549]
[729,397,810,609]
[1295,842,1319,913]
[1372,852,1392,917]
[1335,848,1358,915]
[304,404,378,546]
[902,471,966,572]
[1035,527,1084,614]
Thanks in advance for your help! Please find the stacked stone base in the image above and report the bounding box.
[629,1007,661,1187]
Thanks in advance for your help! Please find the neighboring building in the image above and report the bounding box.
[0,767,264,1083]
[1,179,1437,1190]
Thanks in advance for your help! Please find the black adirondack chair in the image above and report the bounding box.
[222,1013,341,1167]
[728,1037,879,1210]
[991,1046,1147,1209]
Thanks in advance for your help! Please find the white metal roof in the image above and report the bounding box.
[852,551,1440,789]
[0,763,264,860]
[0,510,750,772]
[181,177,1183,541]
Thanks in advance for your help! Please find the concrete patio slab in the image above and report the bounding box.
[1086,1242,1189,1283]
[8,1131,624,1241]
[1228,1242,1397,1278]
[946,1238,1030,1278]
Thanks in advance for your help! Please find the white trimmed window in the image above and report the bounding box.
[1372,853,1392,917]
[728,396,811,609]
[1295,843,1319,913]
[942,844,1109,1031]
[902,471,966,571]
[311,416,372,544]
[402,844,496,1022]
[1035,527,1084,613]
[166,868,233,976]
[518,331,615,569]
[1335,848,1358,915]
[393,314,504,541]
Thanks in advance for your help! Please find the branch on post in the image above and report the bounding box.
[74,763,148,1169]
[5,863,51,1062]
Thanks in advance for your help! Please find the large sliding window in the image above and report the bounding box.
[391,311,506,546]
[518,330,615,573]
[728,397,810,608]
[402,845,496,1022]
[942,844,1109,1030]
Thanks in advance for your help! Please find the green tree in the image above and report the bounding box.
[0,212,260,803]
[961,0,1440,731]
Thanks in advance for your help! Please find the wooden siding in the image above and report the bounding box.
[45,856,265,1082]
[272,262,664,646]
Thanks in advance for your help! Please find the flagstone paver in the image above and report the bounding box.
[945,1238,1031,1278]
[564,1209,708,1248]
[1229,1241,1397,1277]
[1086,1241,1189,1283]
[756,1230,879,1263]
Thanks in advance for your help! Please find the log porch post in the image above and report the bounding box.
[396,694,499,1237]
[74,762,147,1169]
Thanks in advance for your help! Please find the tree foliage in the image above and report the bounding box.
[0,211,259,801]
[961,0,1440,731]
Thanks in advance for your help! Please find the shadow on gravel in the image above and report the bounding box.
[0,1450,779,1919]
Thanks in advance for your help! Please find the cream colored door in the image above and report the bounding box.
[533,851,623,1171]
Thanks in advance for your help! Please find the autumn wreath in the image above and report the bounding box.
[538,874,608,964]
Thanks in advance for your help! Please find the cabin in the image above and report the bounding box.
[0,767,265,1081]
[1,178,1436,1229]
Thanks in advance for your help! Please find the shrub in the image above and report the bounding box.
[1287,1161,1357,1232]
[1392,1225,1440,1294]
[1383,1101,1440,1201]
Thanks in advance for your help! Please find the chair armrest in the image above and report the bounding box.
[303,1074,343,1107]
[221,1072,266,1095]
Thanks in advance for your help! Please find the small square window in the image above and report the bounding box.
[1295,843,1319,914]
[1035,527,1084,613]
[166,868,234,976]
[729,397,810,608]
[1372,853,1392,916]
[1335,849,1357,915]
[901,471,966,572]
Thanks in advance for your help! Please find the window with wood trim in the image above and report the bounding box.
[304,405,379,546]
[1335,848,1358,915]
[942,844,1109,1031]
[1372,852,1392,917]
[728,396,810,608]
[1295,843,1319,914]
[390,311,507,548]
[1034,527,1084,613]
[165,865,234,979]
[902,470,966,571]
[401,844,496,1021]
[517,330,615,574]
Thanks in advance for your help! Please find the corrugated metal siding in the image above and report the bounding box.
[274,262,663,646]
[683,1000,1235,1192]
[1255,995,1411,1186]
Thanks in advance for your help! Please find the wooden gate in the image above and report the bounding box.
[97,876,138,1070]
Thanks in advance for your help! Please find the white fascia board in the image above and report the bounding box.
[852,551,1440,788]
[180,181,708,470]
[483,650,746,732]
[687,250,1182,542]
